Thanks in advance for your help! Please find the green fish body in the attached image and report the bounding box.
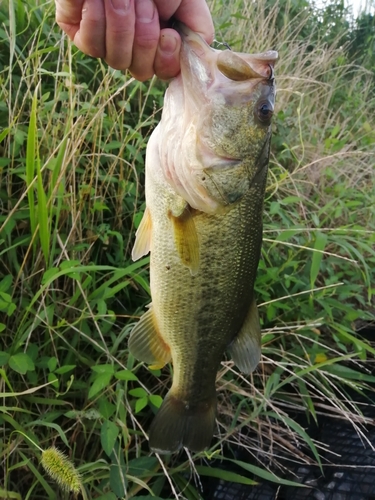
[130,24,277,454]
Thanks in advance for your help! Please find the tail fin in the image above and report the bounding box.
[148,391,217,454]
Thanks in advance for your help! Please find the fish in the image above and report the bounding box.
[129,23,277,454]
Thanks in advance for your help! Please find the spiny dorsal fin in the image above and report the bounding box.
[129,306,171,369]
[228,298,261,374]
[132,207,152,261]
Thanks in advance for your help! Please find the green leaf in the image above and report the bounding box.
[55,365,76,374]
[96,299,107,315]
[8,353,35,374]
[128,387,148,398]
[92,364,115,375]
[47,357,57,372]
[149,395,163,408]
[47,373,58,388]
[98,398,116,419]
[115,369,138,381]
[0,351,10,365]
[0,275,13,293]
[0,488,21,500]
[88,373,113,398]
[101,420,119,456]
[0,291,15,315]
[135,397,148,413]
[127,457,158,477]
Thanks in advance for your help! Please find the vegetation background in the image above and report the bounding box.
[1,0,375,498]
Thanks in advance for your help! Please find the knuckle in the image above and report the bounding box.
[134,32,159,50]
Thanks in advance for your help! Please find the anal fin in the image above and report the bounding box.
[228,298,261,374]
[132,207,152,261]
[129,306,171,368]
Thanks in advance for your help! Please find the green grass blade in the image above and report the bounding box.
[8,0,16,69]
[48,116,70,264]
[265,411,323,471]
[220,457,307,487]
[25,84,39,251]
[0,127,11,143]
[36,154,50,262]
[195,465,257,485]
[27,420,70,448]
[310,231,328,288]
[18,451,56,500]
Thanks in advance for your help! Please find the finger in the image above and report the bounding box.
[73,0,106,58]
[129,0,160,81]
[154,0,214,45]
[55,0,85,40]
[175,0,214,44]
[154,28,181,80]
[104,0,136,70]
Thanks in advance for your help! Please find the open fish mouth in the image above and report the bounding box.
[176,22,277,84]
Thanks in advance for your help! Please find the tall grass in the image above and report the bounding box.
[1,0,375,498]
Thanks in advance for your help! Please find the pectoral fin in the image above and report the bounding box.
[128,306,171,369]
[228,299,261,374]
[169,199,199,275]
[132,207,152,261]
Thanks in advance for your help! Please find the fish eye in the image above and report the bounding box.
[256,101,273,125]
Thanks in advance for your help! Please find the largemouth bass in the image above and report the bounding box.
[130,24,277,454]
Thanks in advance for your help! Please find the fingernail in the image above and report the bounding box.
[111,0,129,12]
[135,0,155,23]
[160,34,178,54]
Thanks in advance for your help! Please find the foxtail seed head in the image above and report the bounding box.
[41,447,81,494]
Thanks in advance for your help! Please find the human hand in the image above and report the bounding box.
[55,0,214,80]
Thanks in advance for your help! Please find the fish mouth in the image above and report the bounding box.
[176,22,278,83]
